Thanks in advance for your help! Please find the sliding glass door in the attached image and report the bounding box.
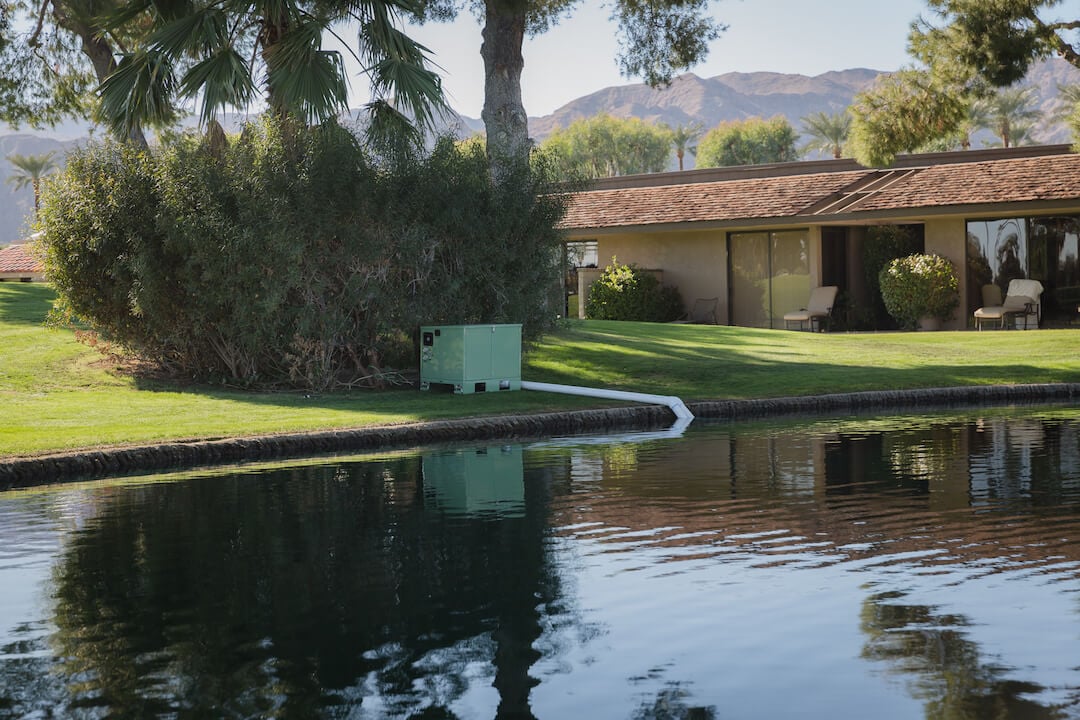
[729,230,810,328]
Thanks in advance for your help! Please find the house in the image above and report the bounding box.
[0,242,44,282]
[560,145,1080,329]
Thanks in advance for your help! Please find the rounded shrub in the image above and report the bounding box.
[878,253,959,330]
[585,257,685,322]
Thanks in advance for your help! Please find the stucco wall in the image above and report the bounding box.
[923,217,968,330]
[581,230,729,323]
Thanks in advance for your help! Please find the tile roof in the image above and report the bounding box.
[0,244,42,274]
[561,170,868,230]
[560,150,1080,231]
[837,154,1080,212]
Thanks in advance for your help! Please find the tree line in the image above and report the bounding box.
[500,75,1064,181]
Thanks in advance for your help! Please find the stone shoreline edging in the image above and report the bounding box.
[2,383,1079,488]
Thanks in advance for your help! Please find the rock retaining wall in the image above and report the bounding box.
[3,384,1078,488]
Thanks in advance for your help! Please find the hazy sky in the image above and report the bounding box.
[343,0,935,118]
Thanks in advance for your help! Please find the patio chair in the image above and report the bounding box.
[689,297,719,324]
[973,279,1043,330]
[672,297,719,325]
[783,286,838,332]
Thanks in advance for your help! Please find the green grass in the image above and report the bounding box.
[532,319,1080,400]
[3,283,1080,457]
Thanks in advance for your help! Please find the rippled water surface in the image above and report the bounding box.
[3,407,1080,719]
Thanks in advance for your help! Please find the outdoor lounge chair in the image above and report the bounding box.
[674,297,719,324]
[973,278,1043,330]
[783,286,838,331]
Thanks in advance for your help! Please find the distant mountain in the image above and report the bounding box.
[526,59,1080,165]
[527,68,881,145]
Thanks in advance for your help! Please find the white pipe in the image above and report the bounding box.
[528,417,693,448]
[521,380,694,422]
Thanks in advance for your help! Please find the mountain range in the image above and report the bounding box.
[4,58,1080,245]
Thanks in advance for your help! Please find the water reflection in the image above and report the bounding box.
[1,409,1079,718]
[861,591,1059,720]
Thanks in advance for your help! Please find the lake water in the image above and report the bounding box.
[2,406,1080,719]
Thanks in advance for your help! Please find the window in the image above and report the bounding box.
[728,230,810,328]
[967,216,1080,320]
[566,240,598,269]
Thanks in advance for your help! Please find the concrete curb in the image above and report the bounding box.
[2,383,1078,488]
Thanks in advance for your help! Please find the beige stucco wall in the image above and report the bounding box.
[580,229,730,322]
[923,217,968,330]
[569,216,976,329]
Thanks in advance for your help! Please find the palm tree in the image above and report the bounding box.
[5,152,59,219]
[800,110,851,159]
[98,0,447,147]
[973,86,1042,148]
[667,122,703,171]
[1051,83,1080,122]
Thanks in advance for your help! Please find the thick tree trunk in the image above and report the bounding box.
[50,2,149,147]
[481,1,530,176]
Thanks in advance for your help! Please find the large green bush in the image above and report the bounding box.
[585,258,684,322]
[39,121,566,389]
[878,253,959,330]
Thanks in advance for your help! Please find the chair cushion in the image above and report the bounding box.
[783,310,827,321]
[974,306,1006,319]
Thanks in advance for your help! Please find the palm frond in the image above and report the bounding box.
[145,7,231,56]
[359,20,446,132]
[102,0,160,32]
[369,55,445,131]
[260,19,348,122]
[365,98,423,158]
[97,50,179,137]
[180,49,258,125]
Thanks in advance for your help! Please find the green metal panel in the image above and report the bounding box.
[422,445,525,517]
[419,324,521,393]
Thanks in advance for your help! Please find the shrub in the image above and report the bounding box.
[39,121,566,389]
[861,225,923,330]
[585,257,684,322]
[878,253,959,330]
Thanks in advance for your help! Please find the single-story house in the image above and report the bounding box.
[0,242,44,282]
[560,144,1080,329]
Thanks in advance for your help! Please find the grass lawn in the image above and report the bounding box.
[3,283,1080,458]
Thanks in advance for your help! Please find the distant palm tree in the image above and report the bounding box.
[5,152,59,220]
[1054,84,1080,146]
[973,87,1042,148]
[800,110,851,159]
[667,122,703,170]
[1050,83,1080,122]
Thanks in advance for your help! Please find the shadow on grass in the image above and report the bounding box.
[128,374,602,420]
[0,283,55,326]
[80,317,1080,416]
[529,321,1080,400]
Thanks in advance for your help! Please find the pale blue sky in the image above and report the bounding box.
[347,0,935,118]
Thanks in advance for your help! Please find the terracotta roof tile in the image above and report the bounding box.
[561,170,869,230]
[560,151,1080,231]
[0,244,42,274]
[839,154,1080,212]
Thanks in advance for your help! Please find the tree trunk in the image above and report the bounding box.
[481,1,530,177]
[51,1,149,147]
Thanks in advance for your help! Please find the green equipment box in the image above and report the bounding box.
[419,324,522,394]
[422,445,525,518]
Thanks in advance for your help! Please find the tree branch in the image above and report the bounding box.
[28,0,51,47]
